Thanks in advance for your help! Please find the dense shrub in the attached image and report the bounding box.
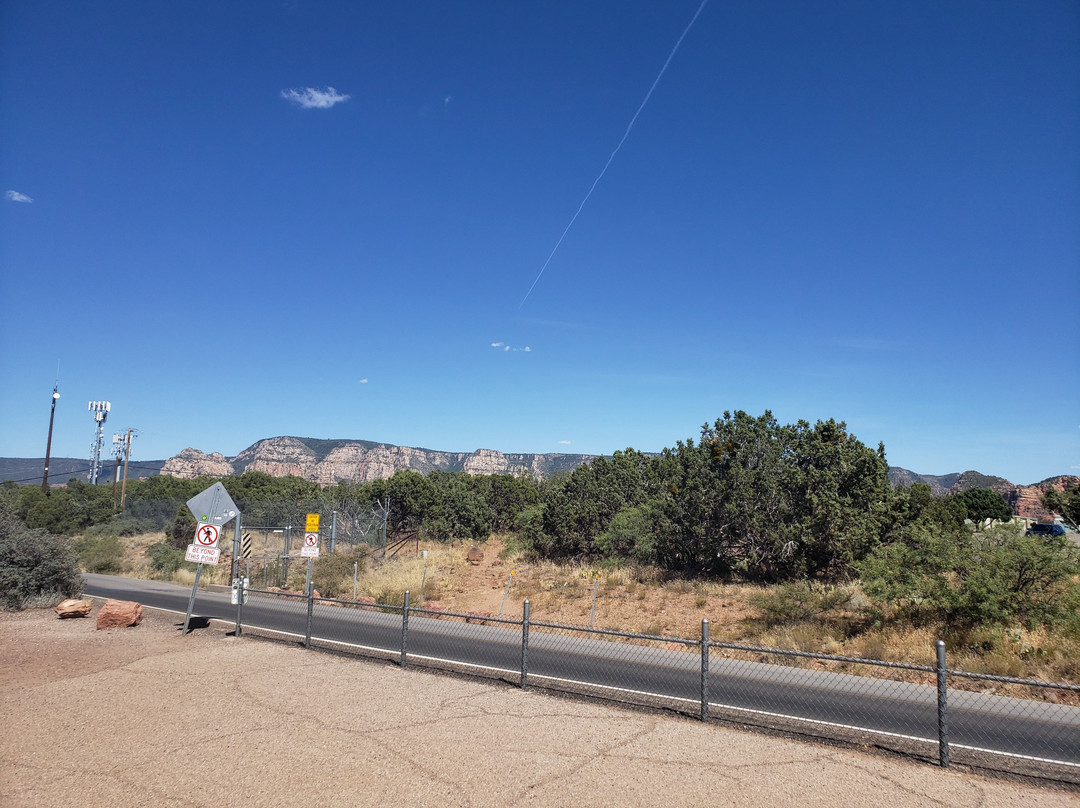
[0,505,83,609]
[750,582,854,628]
[83,515,156,538]
[311,547,371,599]
[860,523,1080,631]
[146,541,191,577]
[75,535,125,574]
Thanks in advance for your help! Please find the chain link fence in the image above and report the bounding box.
[231,585,1080,784]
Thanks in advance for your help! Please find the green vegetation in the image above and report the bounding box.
[145,541,192,577]
[955,487,1012,526]
[0,504,83,610]
[310,546,371,599]
[3,410,1077,653]
[1043,482,1080,529]
[75,534,126,574]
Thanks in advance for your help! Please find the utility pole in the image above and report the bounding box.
[111,433,124,500]
[119,428,135,510]
[41,384,60,492]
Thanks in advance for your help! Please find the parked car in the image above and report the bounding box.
[1025,523,1066,537]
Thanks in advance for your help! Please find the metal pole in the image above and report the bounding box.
[420,565,428,606]
[400,590,410,669]
[936,640,949,768]
[701,619,710,722]
[589,575,599,629]
[353,561,358,601]
[234,514,243,636]
[498,571,513,617]
[521,599,530,690]
[42,385,59,492]
[119,428,133,510]
[304,559,314,649]
[283,525,291,585]
[330,510,337,553]
[182,564,203,635]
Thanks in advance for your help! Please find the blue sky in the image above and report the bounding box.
[1,1,1077,484]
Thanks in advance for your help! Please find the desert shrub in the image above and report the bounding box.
[75,535,125,574]
[0,505,83,610]
[166,507,197,550]
[146,541,191,577]
[860,522,1080,631]
[83,515,156,538]
[311,547,371,599]
[750,582,853,628]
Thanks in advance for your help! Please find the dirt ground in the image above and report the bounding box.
[2,605,1077,808]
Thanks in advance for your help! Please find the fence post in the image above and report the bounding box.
[401,590,410,669]
[304,577,314,649]
[521,599,530,690]
[235,578,243,637]
[233,514,243,637]
[701,618,710,722]
[936,639,949,768]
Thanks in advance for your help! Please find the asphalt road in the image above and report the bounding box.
[83,573,1080,771]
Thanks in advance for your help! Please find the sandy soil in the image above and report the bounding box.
[1,605,1076,808]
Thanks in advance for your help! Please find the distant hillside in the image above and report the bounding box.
[160,436,597,484]
[0,457,167,485]
[888,466,1077,521]
[3,444,1074,525]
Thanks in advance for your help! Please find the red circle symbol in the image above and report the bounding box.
[196,525,220,546]
[305,532,318,546]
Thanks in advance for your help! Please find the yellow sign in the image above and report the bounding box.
[305,513,320,532]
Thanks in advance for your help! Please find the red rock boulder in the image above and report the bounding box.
[54,599,93,618]
[96,599,143,630]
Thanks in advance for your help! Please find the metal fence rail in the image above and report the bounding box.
[233,586,1080,785]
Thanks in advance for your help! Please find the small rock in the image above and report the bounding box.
[54,599,93,619]
[465,610,493,625]
[96,599,143,630]
[467,546,484,565]
[355,597,376,606]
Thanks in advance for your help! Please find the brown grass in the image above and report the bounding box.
[92,531,1078,701]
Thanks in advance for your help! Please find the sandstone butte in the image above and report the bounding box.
[159,436,1074,521]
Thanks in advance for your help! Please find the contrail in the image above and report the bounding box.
[519,0,710,308]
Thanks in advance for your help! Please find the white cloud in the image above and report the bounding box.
[490,342,531,353]
[6,190,32,203]
[491,342,504,348]
[359,378,368,384]
[281,86,350,109]
[558,440,571,445]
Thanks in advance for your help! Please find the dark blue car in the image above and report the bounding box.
[1025,523,1066,537]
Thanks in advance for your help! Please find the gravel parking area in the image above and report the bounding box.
[1,606,1076,807]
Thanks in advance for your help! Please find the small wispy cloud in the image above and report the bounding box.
[6,190,32,203]
[490,342,531,353]
[558,440,571,445]
[359,378,368,384]
[281,86,350,109]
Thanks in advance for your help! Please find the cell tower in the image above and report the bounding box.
[88,401,111,484]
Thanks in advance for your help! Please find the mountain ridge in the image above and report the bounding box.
[2,435,1074,522]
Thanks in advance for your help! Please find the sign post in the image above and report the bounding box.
[182,482,240,635]
[302,514,320,648]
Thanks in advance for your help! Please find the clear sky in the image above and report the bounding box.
[2,1,1077,485]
